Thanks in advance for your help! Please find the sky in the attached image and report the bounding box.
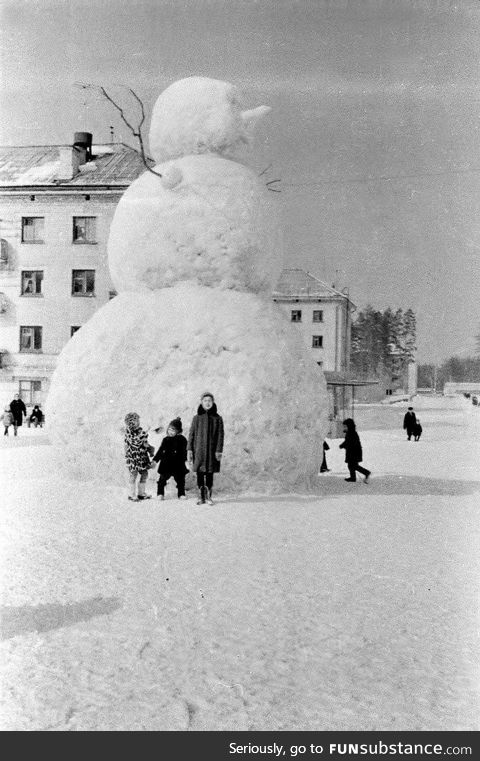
[1,0,479,363]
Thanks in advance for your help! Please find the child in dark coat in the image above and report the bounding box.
[152,417,188,500]
[339,418,371,483]
[413,419,422,441]
[187,391,224,505]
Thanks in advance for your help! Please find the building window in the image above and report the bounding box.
[21,217,44,243]
[72,270,95,296]
[108,289,118,300]
[20,326,42,352]
[21,270,43,295]
[291,310,302,322]
[317,361,323,368]
[19,380,42,405]
[73,217,96,243]
[70,326,81,337]
[313,310,323,323]
[312,335,323,348]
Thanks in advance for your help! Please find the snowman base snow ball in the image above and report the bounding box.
[46,77,329,492]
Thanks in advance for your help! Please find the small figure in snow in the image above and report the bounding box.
[152,417,189,500]
[124,412,155,502]
[9,393,27,436]
[3,406,13,436]
[187,392,224,505]
[29,405,43,428]
[403,406,417,441]
[319,440,330,473]
[339,418,371,483]
[413,418,422,441]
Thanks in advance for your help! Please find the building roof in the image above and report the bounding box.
[273,268,356,306]
[0,143,153,187]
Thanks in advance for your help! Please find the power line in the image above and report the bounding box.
[284,165,480,188]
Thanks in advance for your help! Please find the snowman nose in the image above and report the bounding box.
[241,105,271,128]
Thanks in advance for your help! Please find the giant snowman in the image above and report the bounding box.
[46,77,328,492]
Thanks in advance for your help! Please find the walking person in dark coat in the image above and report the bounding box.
[403,407,417,441]
[9,393,27,436]
[152,417,188,500]
[339,418,371,483]
[187,391,224,505]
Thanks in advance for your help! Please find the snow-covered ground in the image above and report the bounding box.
[1,402,479,731]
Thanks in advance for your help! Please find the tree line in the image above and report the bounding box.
[350,307,480,390]
[350,306,416,382]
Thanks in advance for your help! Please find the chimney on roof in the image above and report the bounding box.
[74,132,93,162]
[56,132,93,181]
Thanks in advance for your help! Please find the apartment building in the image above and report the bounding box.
[0,133,148,409]
[272,268,355,373]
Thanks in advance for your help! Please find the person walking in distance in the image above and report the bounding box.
[413,418,422,441]
[403,406,417,441]
[9,393,27,436]
[187,392,224,505]
[339,418,371,483]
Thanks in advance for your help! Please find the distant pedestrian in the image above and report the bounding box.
[3,406,13,436]
[124,412,155,502]
[413,418,422,441]
[187,391,224,505]
[339,418,371,483]
[152,417,189,500]
[403,407,417,441]
[319,440,330,473]
[29,405,43,428]
[9,394,27,436]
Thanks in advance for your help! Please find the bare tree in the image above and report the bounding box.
[74,83,162,178]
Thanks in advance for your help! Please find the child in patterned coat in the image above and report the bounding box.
[3,407,13,436]
[124,412,154,502]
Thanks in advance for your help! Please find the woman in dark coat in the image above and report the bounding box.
[403,407,417,441]
[187,391,224,505]
[9,394,27,436]
[339,418,371,483]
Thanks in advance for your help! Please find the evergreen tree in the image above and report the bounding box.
[350,305,416,379]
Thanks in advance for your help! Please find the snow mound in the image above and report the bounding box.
[148,76,270,164]
[46,284,328,492]
[108,155,281,293]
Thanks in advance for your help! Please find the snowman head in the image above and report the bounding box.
[148,76,271,164]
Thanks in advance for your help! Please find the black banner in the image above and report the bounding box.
[5,730,479,759]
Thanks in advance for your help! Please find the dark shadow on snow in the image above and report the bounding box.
[0,435,50,448]
[0,595,122,640]
[222,475,480,503]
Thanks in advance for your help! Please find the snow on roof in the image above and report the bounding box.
[0,143,152,187]
[273,268,355,305]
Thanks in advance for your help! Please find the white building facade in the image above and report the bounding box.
[0,134,148,410]
[272,268,355,373]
